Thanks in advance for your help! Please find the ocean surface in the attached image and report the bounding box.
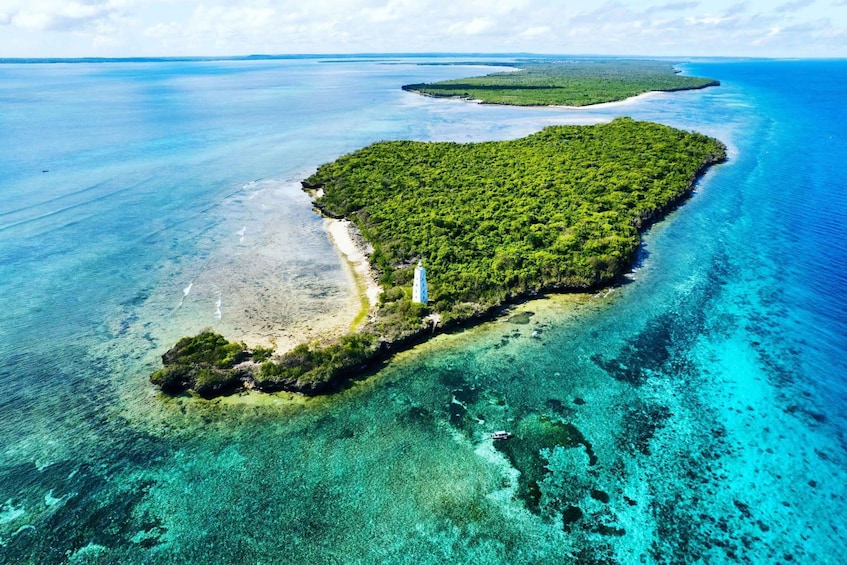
[1,56,845,563]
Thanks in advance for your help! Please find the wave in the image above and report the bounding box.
[176,282,193,309]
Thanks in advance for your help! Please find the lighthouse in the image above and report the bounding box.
[412,260,428,304]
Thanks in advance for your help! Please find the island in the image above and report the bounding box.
[402,60,719,106]
[151,117,726,398]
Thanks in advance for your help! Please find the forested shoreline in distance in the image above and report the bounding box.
[402,59,719,106]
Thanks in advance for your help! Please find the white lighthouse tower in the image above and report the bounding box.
[412,260,428,304]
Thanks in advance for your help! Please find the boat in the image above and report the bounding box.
[491,431,513,440]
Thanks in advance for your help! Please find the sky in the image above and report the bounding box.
[0,0,845,58]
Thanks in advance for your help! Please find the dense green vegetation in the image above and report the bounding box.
[255,333,378,391]
[308,118,725,326]
[403,60,719,106]
[150,332,251,397]
[151,118,725,397]
[150,331,382,396]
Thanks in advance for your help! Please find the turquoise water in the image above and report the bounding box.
[1,57,845,563]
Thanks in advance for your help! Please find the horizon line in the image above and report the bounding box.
[0,52,804,65]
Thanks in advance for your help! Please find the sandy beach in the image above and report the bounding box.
[325,217,382,312]
[548,90,663,110]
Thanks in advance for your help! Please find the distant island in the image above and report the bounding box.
[402,60,719,106]
[151,117,725,398]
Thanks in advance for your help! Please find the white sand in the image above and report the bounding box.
[548,90,663,110]
[325,218,381,310]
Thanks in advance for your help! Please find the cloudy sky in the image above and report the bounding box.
[0,0,845,58]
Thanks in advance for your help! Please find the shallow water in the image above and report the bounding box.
[1,57,845,563]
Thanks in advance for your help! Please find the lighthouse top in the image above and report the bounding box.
[412,260,428,304]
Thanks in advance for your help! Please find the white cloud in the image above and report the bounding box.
[519,25,551,38]
[644,1,702,14]
[752,26,782,44]
[0,0,845,58]
[362,0,408,23]
[3,0,131,31]
[448,17,495,35]
[143,21,179,39]
[775,0,815,12]
[685,15,734,25]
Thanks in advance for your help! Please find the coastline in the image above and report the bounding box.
[408,89,662,110]
[324,218,382,327]
[548,90,662,110]
[413,85,716,110]
[150,119,726,399]
[295,141,725,381]
[545,81,721,110]
[172,178,365,355]
[404,77,721,110]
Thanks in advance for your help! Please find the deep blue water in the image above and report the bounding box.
[0,58,845,563]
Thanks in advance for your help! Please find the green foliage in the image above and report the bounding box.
[151,331,266,395]
[256,333,379,388]
[403,60,719,106]
[251,345,275,363]
[193,367,241,397]
[306,118,726,327]
[149,365,191,391]
[162,331,248,368]
[152,115,726,397]
[370,294,429,339]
